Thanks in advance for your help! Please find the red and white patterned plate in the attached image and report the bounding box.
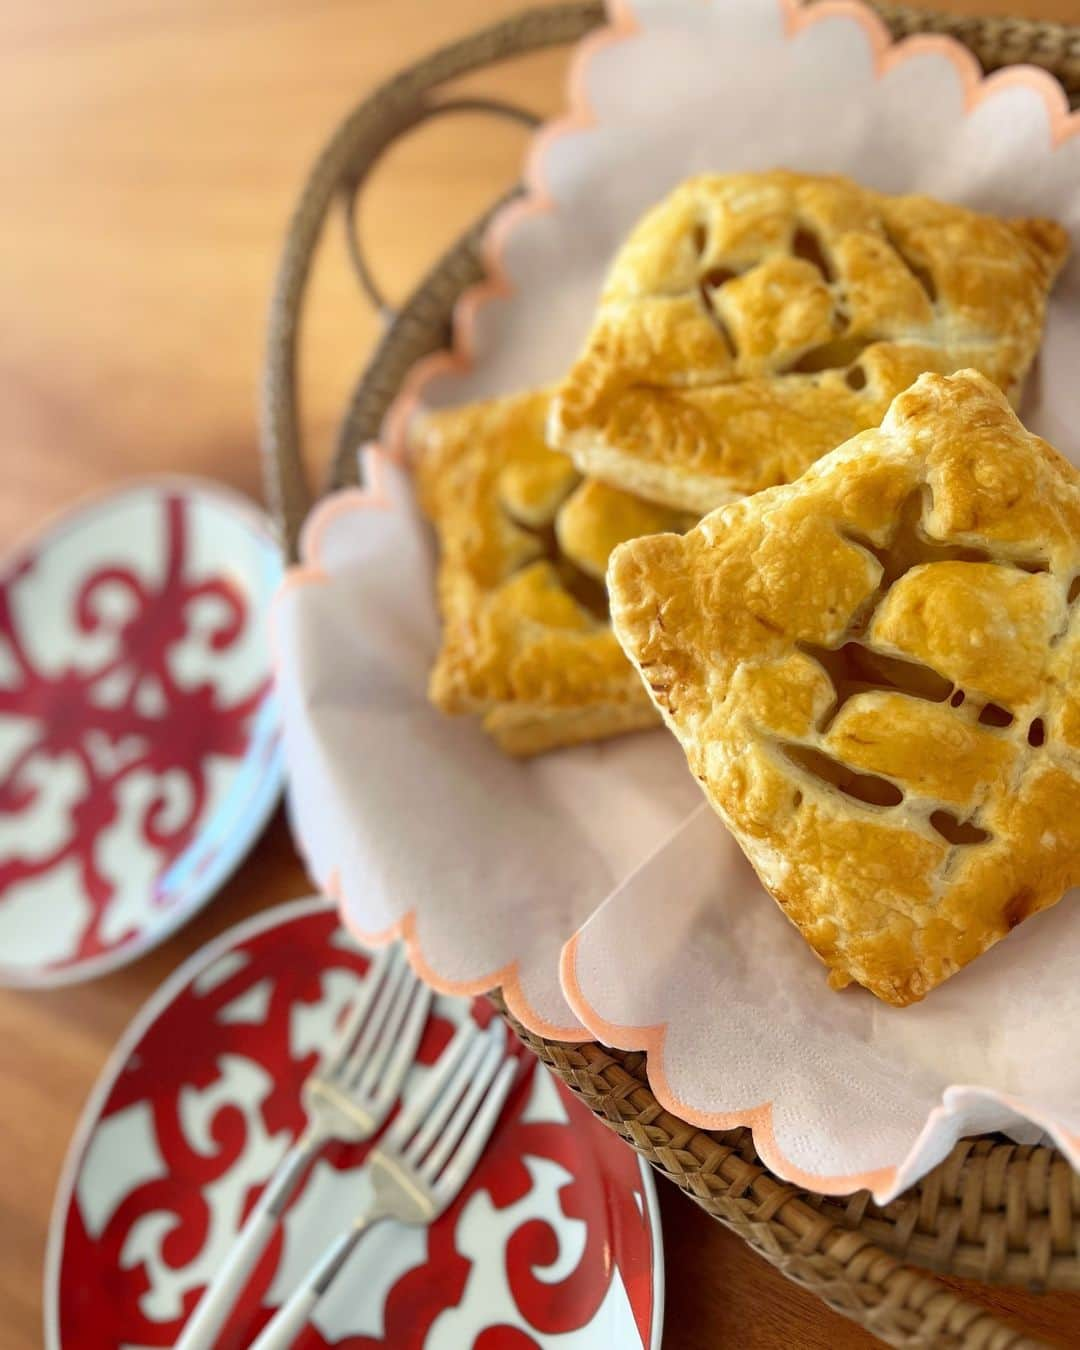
[45,897,663,1349]
[0,478,283,987]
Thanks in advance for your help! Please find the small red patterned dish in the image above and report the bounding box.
[0,478,283,987]
[45,897,663,1349]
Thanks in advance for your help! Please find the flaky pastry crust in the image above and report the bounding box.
[415,388,692,755]
[551,171,1068,513]
[608,371,1080,1006]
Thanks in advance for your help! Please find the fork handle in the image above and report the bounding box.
[248,1213,383,1350]
[175,1128,323,1350]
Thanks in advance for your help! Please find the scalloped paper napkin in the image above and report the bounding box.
[276,0,1080,1199]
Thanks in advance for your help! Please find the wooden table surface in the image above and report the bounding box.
[3,2,1080,1347]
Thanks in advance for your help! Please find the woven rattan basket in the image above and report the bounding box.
[261,5,1080,1345]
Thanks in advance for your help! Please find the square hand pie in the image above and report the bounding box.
[550,171,1068,514]
[607,371,1080,1006]
[415,388,693,756]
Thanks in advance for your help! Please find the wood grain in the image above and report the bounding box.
[1,3,1078,1348]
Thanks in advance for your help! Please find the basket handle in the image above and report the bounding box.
[260,1,605,560]
[342,96,541,321]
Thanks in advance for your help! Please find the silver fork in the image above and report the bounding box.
[249,1017,517,1350]
[175,941,431,1350]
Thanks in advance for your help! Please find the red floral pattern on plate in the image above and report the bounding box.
[0,482,282,985]
[48,900,660,1349]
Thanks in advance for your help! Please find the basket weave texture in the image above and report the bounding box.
[261,5,1080,1345]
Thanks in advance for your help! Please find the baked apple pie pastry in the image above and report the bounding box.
[550,171,1067,513]
[416,388,693,755]
[608,371,1080,1006]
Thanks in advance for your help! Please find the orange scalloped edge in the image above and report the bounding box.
[559,929,904,1196]
[282,0,1080,1187]
[562,927,1080,1200]
[273,446,590,1043]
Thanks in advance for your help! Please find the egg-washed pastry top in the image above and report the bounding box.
[607,371,1080,1006]
[415,388,693,756]
[550,171,1068,514]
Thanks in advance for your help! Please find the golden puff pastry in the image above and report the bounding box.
[415,388,693,756]
[607,370,1080,1006]
[550,171,1068,514]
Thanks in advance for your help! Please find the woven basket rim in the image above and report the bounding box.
[260,3,1080,1340]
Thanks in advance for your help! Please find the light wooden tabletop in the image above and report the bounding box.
[2,2,1079,1347]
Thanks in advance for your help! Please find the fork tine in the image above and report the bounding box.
[403,1029,490,1165]
[418,1030,504,1182]
[355,963,428,1099]
[435,1056,517,1203]
[321,944,393,1077]
[369,978,432,1111]
[338,945,409,1083]
[385,1017,478,1150]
